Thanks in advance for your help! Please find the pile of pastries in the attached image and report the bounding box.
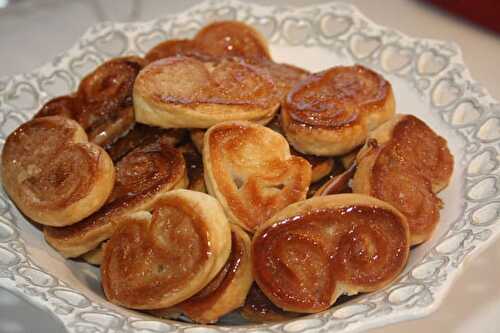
[1,21,454,324]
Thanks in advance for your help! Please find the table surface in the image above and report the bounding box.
[0,1,499,332]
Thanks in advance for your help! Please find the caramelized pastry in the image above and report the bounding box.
[240,283,301,323]
[1,116,115,226]
[193,20,271,61]
[353,115,453,244]
[173,225,252,323]
[81,241,107,266]
[178,143,206,193]
[145,39,208,64]
[255,61,309,101]
[204,121,311,232]
[101,189,231,310]
[339,147,361,169]
[252,194,409,313]
[105,123,187,162]
[44,134,187,257]
[36,57,145,147]
[134,57,280,129]
[281,65,395,156]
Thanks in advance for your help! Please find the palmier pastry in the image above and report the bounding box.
[193,20,271,61]
[101,189,231,310]
[168,224,252,324]
[44,134,187,257]
[204,121,311,232]
[256,61,310,101]
[133,57,280,129]
[314,162,356,196]
[240,284,301,323]
[1,116,115,227]
[105,123,187,162]
[145,39,209,64]
[281,65,395,156]
[36,57,145,147]
[353,114,453,244]
[252,194,409,313]
[81,241,107,266]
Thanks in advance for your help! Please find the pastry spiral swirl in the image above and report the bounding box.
[101,190,231,309]
[353,115,454,244]
[1,116,115,226]
[281,65,395,156]
[252,194,409,313]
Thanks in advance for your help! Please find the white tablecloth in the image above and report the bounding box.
[0,1,499,332]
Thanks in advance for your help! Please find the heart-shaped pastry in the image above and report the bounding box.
[133,57,281,129]
[44,133,187,257]
[204,121,311,232]
[36,56,145,147]
[1,116,115,226]
[252,194,409,313]
[101,189,231,310]
[353,114,454,245]
[194,20,271,61]
[281,65,395,156]
[152,224,253,324]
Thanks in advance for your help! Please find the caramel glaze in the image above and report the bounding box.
[241,283,301,323]
[207,123,311,231]
[175,227,248,323]
[145,39,213,64]
[36,57,145,147]
[284,65,390,129]
[102,196,209,309]
[253,206,408,313]
[139,56,279,110]
[366,116,453,243]
[44,134,186,257]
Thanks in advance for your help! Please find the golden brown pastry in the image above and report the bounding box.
[252,194,410,313]
[134,57,280,129]
[204,121,311,232]
[171,224,252,324]
[255,61,309,101]
[177,143,206,193]
[240,283,301,323]
[145,39,208,64]
[1,116,115,227]
[101,189,231,310]
[44,134,187,257]
[193,20,271,61]
[36,57,145,147]
[281,65,395,156]
[353,114,454,244]
[81,241,107,266]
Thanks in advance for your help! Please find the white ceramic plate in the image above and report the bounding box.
[1,0,499,332]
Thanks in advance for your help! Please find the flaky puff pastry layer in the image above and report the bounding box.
[101,189,231,310]
[352,114,454,245]
[133,57,280,129]
[44,134,187,257]
[204,121,311,232]
[1,116,115,227]
[281,65,395,156]
[152,224,253,324]
[252,194,410,313]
